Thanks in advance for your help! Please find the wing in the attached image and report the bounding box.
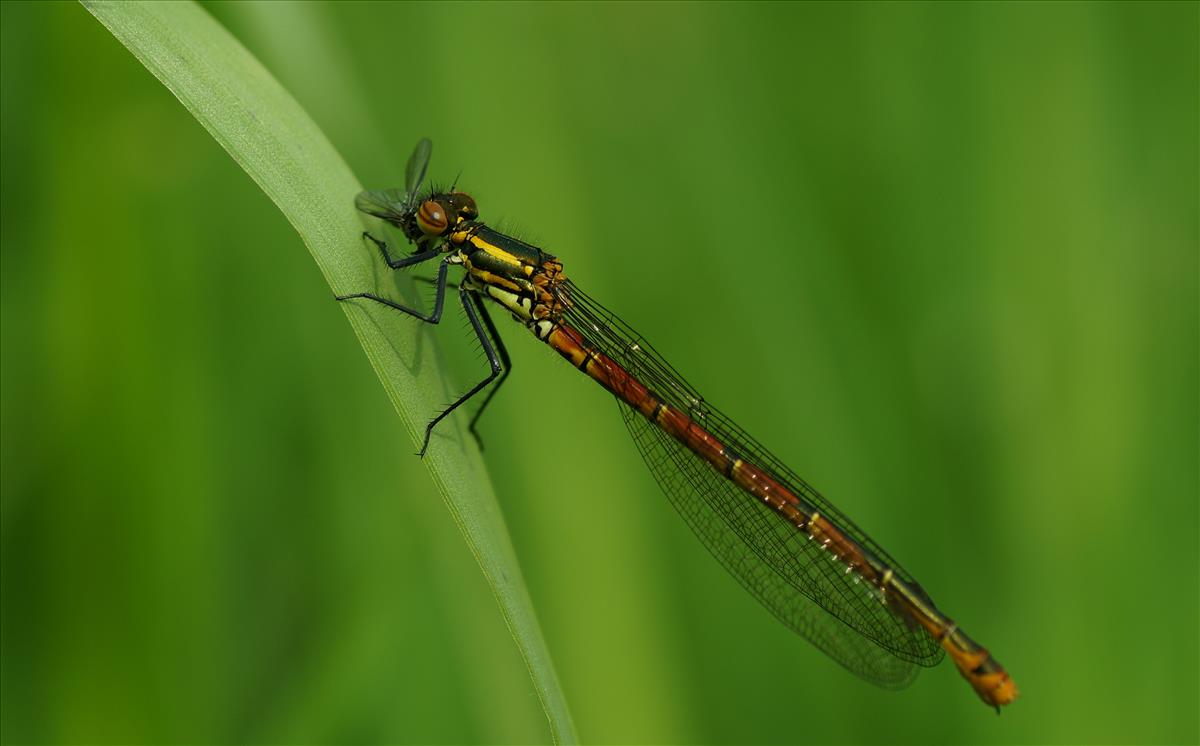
[405,137,432,196]
[560,280,944,686]
[355,188,411,226]
[355,138,434,226]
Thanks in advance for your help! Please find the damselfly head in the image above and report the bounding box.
[378,140,481,247]
[415,199,450,237]
[447,192,479,223]
[412,191,478,240]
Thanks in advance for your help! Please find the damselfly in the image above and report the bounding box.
[339,139,1018,710]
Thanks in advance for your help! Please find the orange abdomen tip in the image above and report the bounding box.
[949,644,1019,710]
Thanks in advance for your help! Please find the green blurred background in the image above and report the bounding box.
[2,1,1197,744]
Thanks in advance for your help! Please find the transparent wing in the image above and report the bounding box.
[355,139,434,226]
[618,399,920,687]
[560,281,944,683]
[355,188,410,226]
[405,137,432,196]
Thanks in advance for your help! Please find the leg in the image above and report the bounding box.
[363,231,441,269]
[466,293,511,450]
[417,286,504,456]
[336,256,450,323]
[414,275,460,290]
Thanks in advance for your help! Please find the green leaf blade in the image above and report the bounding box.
[80,2,576,742]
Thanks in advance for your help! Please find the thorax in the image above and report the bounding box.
[450,224,567,329]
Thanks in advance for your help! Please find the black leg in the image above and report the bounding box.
[363,231,441,269]
[466,292,511,450]
[414,275,460,290]
[336,257,450,323]
[416,285,504,456]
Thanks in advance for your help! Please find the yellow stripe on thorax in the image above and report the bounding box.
[468,234,523,268]
[470,269,523,293]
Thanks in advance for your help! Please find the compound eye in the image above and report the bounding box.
[416,200,448,236]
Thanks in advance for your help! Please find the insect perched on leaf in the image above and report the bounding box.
[338,139,1018,710]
